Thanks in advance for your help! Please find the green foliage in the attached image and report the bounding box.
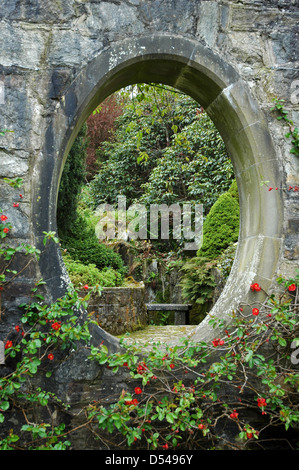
[60,211,125,277]
[180,256,218,305]
[89,85,177,208]
[198,179,239,260]
[0,174,298,450]
[139,110,233,212]
[87,274,299,450]
[88,85,234,212]
[57,123,88,237]
[0,280,96,450]
[62,252,124,289]
[271,97,299,156]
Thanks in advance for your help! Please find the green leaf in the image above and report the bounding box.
[0,401,10,411]
[166,413,175,424]
[278,337,287,347]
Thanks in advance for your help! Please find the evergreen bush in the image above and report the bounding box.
[198,179,239,260]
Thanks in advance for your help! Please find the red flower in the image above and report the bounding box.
[83,284,89,290]
[124,398,138,406]
[162,444,169,449]
[13,203,19,207]
[257,397,267,408]
[288,284,296,292]
[48,353,54,360]
[212,338,224,347]
[252,308,259,316]
[250,283,261,292]
[169,363,175,369]
[5,340,13,349]
[3,227,9,233]
[230,409,239,419]
[246,432,253,439]
[51,321,61,331]
[137,362,147,373]
[134,387,142,395]
[19,194,23,198]
[15,325,20,332]
[1,215,8,221]
[198,423,205,430]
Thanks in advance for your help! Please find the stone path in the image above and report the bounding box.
[118,325,197,350]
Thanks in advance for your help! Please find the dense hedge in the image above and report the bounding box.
[198,179,239,260]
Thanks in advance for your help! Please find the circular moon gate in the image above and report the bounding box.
[32,34,283,348]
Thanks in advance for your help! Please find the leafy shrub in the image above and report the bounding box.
[62,252,123,288]
[60,212,125,275]
[139,110,234,213]
[87,274,299,451]
[88,86,234,211]
[198,179,239,260]
[64,237,125,272]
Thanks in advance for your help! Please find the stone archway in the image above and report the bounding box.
[31,34,284,348]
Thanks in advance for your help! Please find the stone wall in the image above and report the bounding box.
[0,0,298,449]
[87,285,148,336]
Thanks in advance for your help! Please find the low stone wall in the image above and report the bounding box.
[86,285,148,336]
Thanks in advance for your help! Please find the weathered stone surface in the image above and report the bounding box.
[87,286,148,336]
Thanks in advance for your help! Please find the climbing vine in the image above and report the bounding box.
[0,178,298,449]
[271,97,299,156]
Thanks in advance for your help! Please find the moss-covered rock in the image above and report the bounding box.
[62,252,124,289]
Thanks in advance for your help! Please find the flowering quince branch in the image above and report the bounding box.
[0,177,104,449]
[1,263,298,450]
[85,275,299,450]
[1,179,299,449]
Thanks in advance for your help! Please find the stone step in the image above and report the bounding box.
[119,325,196,350]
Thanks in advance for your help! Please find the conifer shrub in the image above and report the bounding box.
[198,179,239,260]
[180,180,239,315]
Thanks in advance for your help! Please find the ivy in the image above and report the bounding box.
[271,97,299,156]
